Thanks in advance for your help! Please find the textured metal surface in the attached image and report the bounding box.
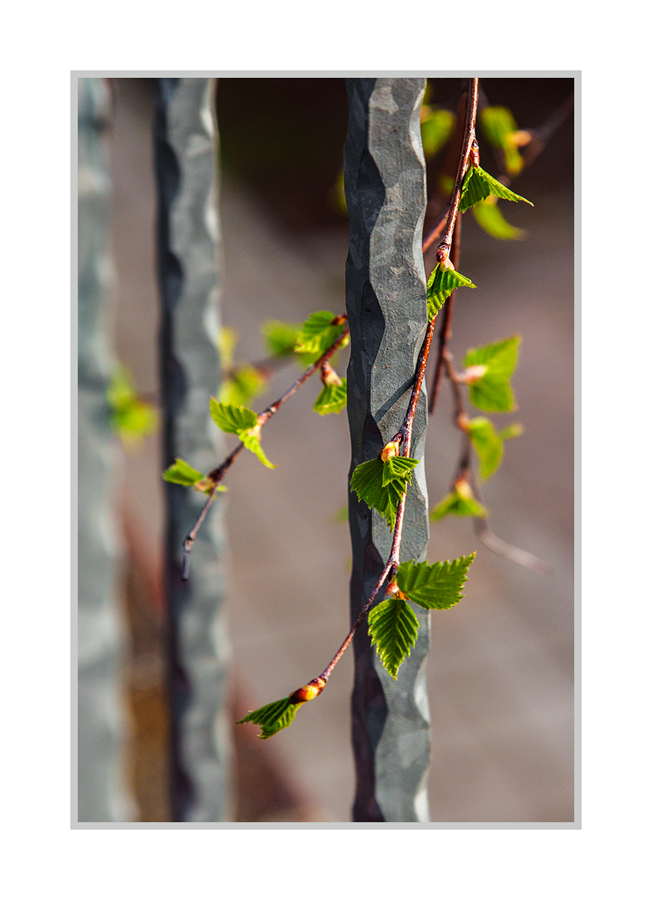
[154,78,232,822]
[77,77,134,822]
[344,77,431,822]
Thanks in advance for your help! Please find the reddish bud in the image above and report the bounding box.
[288,677,326,705]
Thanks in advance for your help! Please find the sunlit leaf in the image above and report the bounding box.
[217,365,267,407]
[459,165,533,214]
[209,399,258,434]
[430,482,488,521]
[368,594,420,680]
[162,458,205,487]
[473,196,525,240]
[467,417,504,481]
[236,697,301,740]
[107,365,158,443]
[261,320,302,357]
[350,455,418,531]
[426,263,476,320]
[313,379,347,415]
[480,106,525,177]
[464,335,521,413]
[295,310,348,363]
[396,554,476,610]
[421,108,455,157]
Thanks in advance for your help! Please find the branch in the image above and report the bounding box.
[180,319,350,580]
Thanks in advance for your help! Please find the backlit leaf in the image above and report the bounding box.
[421,107,455,157]
[217,365,267,407]
[209,399,258,434]
[313,379,347,415]
[480,106,524,177]
[236,697,301,740]
[464,335,521,413]
[261,320,302,357]
[430,483,488,521]
[295,310,348,363]
[241,428,277,469]
[459,165,533,214]
[107,365,158,443]
[467,417,504,481]
[162,458,204,487]
[396,554,476,610]
[368,594,420,680]
[381,455,419,487]
[427,263,476,320]
[473,196,525,241]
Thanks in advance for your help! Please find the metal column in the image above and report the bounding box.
[154,78,232,822]
[344,77,431,822]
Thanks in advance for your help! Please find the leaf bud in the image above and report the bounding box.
[320,361,342,387]
[288,677,326,705]
[454,476,474,500]
[380,439,400,462]
[464,364,488,383]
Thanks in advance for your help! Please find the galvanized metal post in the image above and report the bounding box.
[344,77,431,822]
[153,77,232,822]
[77,77,134,822]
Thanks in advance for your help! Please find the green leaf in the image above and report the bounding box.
[295,310,348,363]
[430,483,488,521]
[217,326,238,370]
[480,106,524,177]
[162,458,205,487]
[241,427,277,469]
[421,107,455,157]
[464,335,521,413]
[162,458,227,495]
[107,365,158,442]
[209,399,258,434]
[473,196,525,241]
[459,165,533,214]
[497,422,524,441]
[368,594,420,680]
[381,455,419,488]
[426,263,476,320]
[261,320,302,358]
[217,365,267,407]
[209,399,276,468]
[350,456,416,531]
[467,417,504,481]
[396,554,476,610]
[313,379,347,415]
[236,697,301,740]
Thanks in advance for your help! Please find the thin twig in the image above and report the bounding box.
[180,320,350,580]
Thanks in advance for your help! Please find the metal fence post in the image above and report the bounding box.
[153,77,232,822]
[344,77,431,822]
[77,77,134,822]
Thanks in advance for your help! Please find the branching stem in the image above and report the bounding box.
[181,321,350,580]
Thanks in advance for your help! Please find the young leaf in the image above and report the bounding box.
[497,422,524,442]
[480,106,525,177]
[217,365,267,407]
[107,365,158,443]
[430,481,488,521]
[368,594,420,680]
[381,455,419,487]
[396,554,476,611]
[295,310,348,362]
[162,458,205,487]
[216,326,238,370]
[459,165,533,214]
[350,455,419,530]
[467,416,504,481]
[209,399,258,434]
[313,379,347,415]
[236,697,301,740]
[427,262,476,320]
[464,335,521,413]
[421,107,455,157]
[210,400,276,468]
[473,196,525,241]
[241,427,277,469]
[261,320,302,358]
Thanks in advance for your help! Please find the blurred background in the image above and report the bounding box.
[99,76,574,823]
